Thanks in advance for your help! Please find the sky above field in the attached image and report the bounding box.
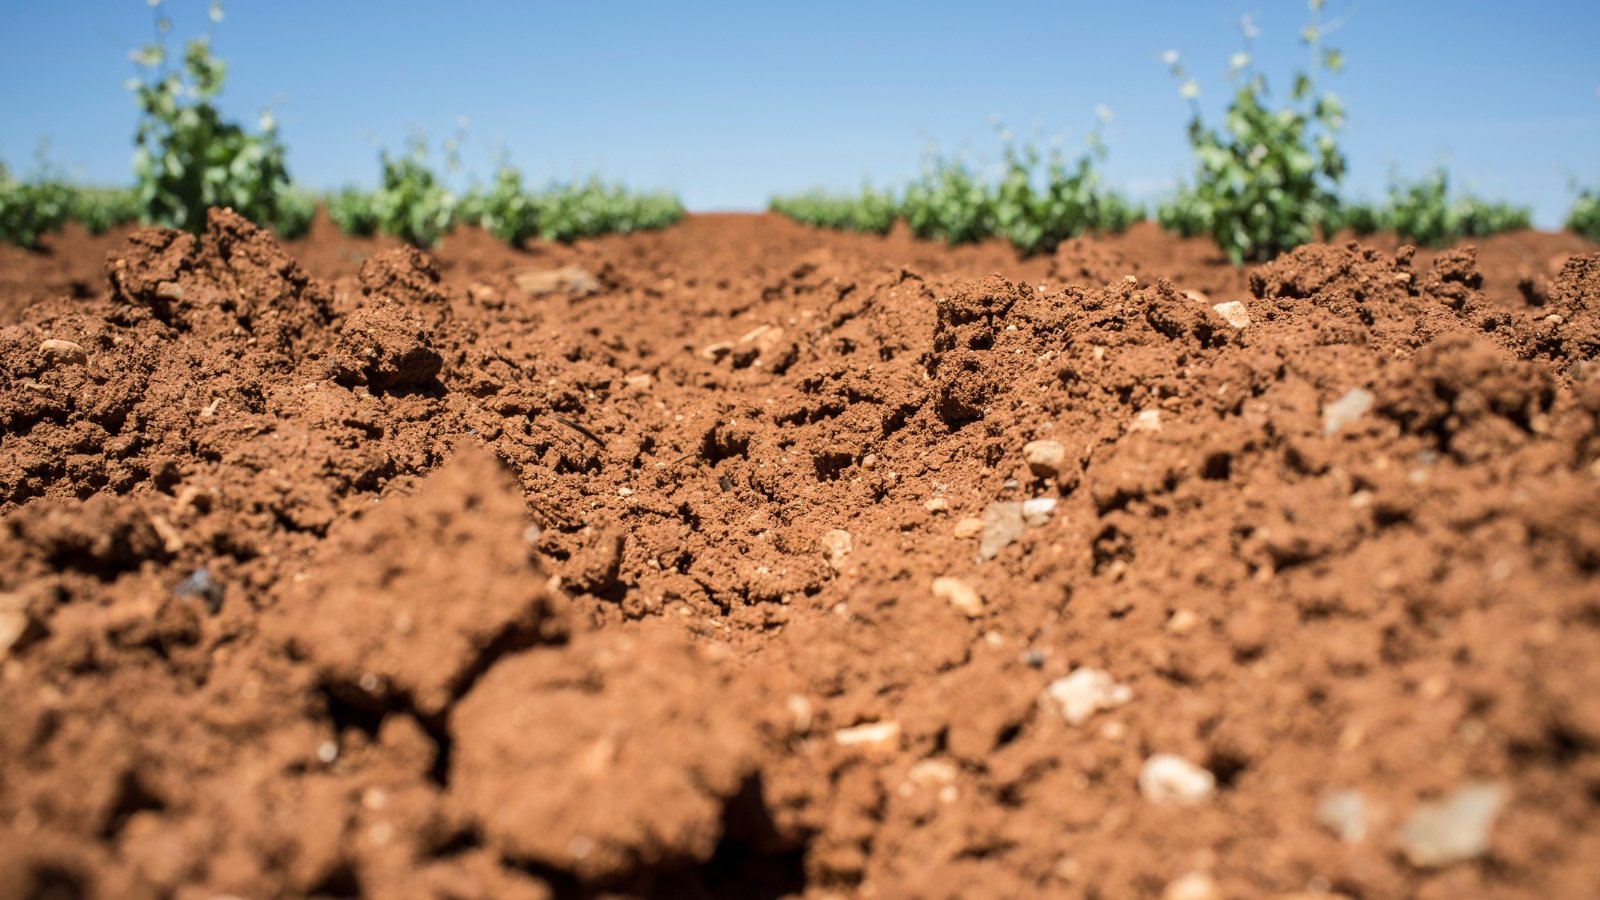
[2,1,1597,227]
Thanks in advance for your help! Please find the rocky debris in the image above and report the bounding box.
[1316,789,1371,843]
[512,265,599,296]
[1397,783,1508,868]
[1322,387,1375,436]
[820,529,854,571]
[330,296,443,390]
[834,720,902,750]
[1022,439,1068,478]
[1211,300,1250,328]
[0,591,33,657]
[38,338,86,366]
[923,496,951,513]
[1128,408,1163,434]
[173,567,224,614]
[979,502,1027,560]
[450,629,756,881]
[274,447,566,716]
[931,576,984,618]
[1021,497,1057,526]
[953,517,985,539]
[1039,668,1132,725]
[1139,755,1216,806]
[1162,872,1222,900]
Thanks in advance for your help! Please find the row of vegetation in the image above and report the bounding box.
[0,1,680,250]
[769,1,1599,260]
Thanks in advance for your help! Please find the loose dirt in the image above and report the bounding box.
[1,211,1597,899]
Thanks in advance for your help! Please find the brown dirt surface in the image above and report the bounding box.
[1,210,1598,899]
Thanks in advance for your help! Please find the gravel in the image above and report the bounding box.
[931,576,984,618]
[1316,789,1371,843]
[1322,387,1375,436]
[1039,668,1132,725]
[1398,782,1508,868]
[1139,755,1216,805]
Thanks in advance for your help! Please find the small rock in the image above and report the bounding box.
[932,576,983,618]
[1162,872,1221,900]
[174,567,225,613]
[0,593,32,657]
[1182,289,1212,304]
[1316,789,1370,843]
[1139,755,1216,806]
[1039,668,1132,725]
[834,720,901,749]
[1212,300,1251,328]
[700,341,734,361]
[979,502,1027,560]
[1022,439,1068,478]
[924,496,950,513]
[38,338,87,366]
[1021,497,1057,527]
[906,758,959,788]
[511,265,599,296]
[1398,782,1507,868]
[1322,388,1375,437]
[622,374,654,392]
[1128,409,1163,434]
[953,517,985,539]
[820,529,854,571]
[1165,609,1201,635]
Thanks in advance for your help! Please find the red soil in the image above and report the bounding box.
[1,211,1598,899]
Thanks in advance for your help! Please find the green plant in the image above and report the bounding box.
[0,159,72,248]
[371,136,458,248]
[129,1,299,234]
[991,118,1143,255]
[1162,4,1346,263]
[1348,169,1532,247]
[68,186,143,234]
[1569,185,1600,242]
[533,177,684,243]
[1155,186,1212,238]
[900,153,993,245]
[473,164,540,245]
[769,185,899,235]
[272,188,317,239]
[326,186,378,237]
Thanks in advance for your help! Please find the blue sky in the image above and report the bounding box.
[2,1,1597,226]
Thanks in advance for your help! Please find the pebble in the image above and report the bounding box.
[1397,782,1507,868]
[1182,289,1212,304]
[38,338,87,366]
[1039,668,1132,725]
[953,517,985,539]
[1322,388,1375,436]
[1139,755,1216,806]
[923,496,950,513]
[511,264,598,296]
[0,592,31,657]
[174,567,225,613]
[1212,300,1251,328]
[1316,789,1370,843]
[1128,408,1163,434]
[700,341,734,361]
[1021,497,1057,527]
[979,502,1027,560]
[932,576,984,618]
[1162,872,1221,900]
[1022,439,1068,478]
[834,720,901,749]
[819,529,854,571]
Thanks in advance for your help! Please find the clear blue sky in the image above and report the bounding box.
[2,1,1596,226]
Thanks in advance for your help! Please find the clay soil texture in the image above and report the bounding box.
[1,210,1599,900]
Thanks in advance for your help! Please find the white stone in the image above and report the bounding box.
[1040,668,1132,725]
[1316,789,1370,843]
[1162,872,1221,900]
[834,720,901,749]
[39,338,87,366]
[932,576,984,618]
[1322,388,1375,436]
[1212,300,1250,328]
[953,516,985,538]
[1021,497,1057,527]
[1139,755,1216,805]
[923,496,951,513]
[1129,409,1163,434]
[1398,782,1507,868]
[820,529,854,571]
[979,502,1027,560]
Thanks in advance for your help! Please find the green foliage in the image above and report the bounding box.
[0,160,72,248]
[272,188,316,239]
[129,1,299,234]
[1568,185,1600,243]
[471,164,540,245]
[533,177,684,243]
[1334,170,1532,246]
[990,125,1143,255]
[326,187,378,237]
[769,185,899,235]
[901,154,994,245]
[68,186,143,235]
[371,137,458,248]
[1162,4,1347,263]
[1155,187,1212,238]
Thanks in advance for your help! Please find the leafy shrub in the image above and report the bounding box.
[769,186,899,235]
[272,188,317,240]
[991,123,1143,256]
[900,154,994,246]
[0,160,72,248]
[371,137,458,248]
[1569,186,1600,243]
[326,187,379,237]
[1155,187,1212,239]
[1162,5,1346,263]
[129,1,298,234]
[533,178,684,243]
[1336,170,1532,246]
[472,164,540,245]
[68,186,143,235]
